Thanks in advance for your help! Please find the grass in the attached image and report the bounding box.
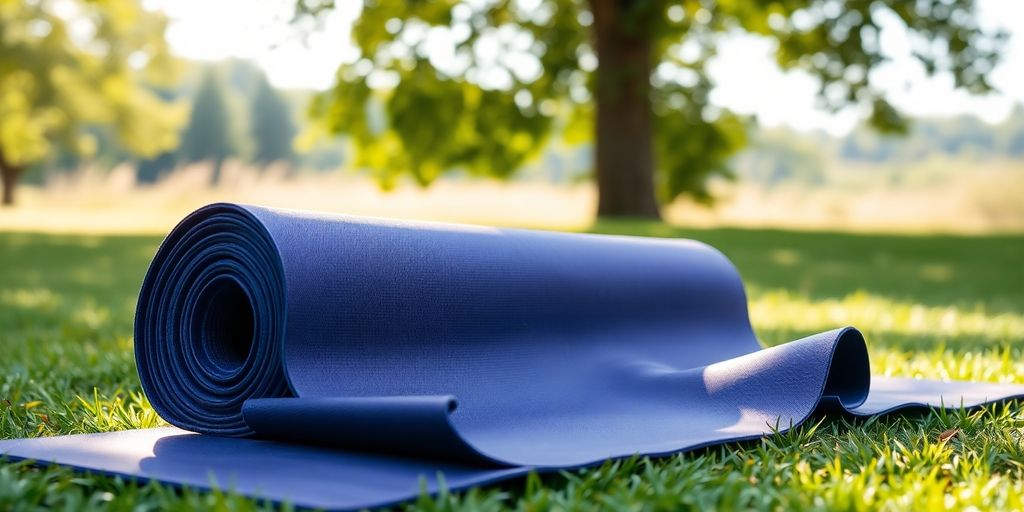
[1,224,1022,510]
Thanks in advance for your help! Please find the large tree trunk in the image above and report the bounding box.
[0,149,23,207]
[590,0,661,219]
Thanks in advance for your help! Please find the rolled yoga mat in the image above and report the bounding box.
[2,203,1023,510]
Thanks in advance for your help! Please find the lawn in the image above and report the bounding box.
[1,225,1023,510]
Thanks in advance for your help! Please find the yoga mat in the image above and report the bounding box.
[1,203,1022,510]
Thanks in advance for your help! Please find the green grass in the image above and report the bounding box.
[1,225,1022,510]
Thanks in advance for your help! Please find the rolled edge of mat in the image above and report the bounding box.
[135,203,291,436]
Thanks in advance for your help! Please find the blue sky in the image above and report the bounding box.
[145,0,1024,136]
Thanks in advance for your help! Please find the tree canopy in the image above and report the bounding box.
[296,0,1005,218]
[0,0,183,205]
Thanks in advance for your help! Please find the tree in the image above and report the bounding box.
[0,0,182,206]
[180,70,235,172]
[296,0,1004,219]
[997,105,1024,157]
[250,74,297,165]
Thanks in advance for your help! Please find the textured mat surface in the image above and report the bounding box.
[2,203,1022,510]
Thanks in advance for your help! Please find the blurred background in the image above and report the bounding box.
[0,1,1023,500]
[2,2,1024,508]
[0,0,1022,233]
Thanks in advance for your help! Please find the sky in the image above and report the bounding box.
[144,0,1024,136]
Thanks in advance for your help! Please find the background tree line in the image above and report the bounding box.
[0,0,1013,218]
[59,61,295,181]
[20,50,1024,201]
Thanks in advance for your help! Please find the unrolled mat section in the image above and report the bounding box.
[1,203,1022,511]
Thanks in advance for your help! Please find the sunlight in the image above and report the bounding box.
[750,290,1024,343]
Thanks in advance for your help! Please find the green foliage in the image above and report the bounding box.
[133,60,317,178]
[250,74,297,165]
[297,0,1002,205]
[2,226,1023,508]
[179,70,235,167]
[0,0,183,167]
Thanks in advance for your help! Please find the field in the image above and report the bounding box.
[6,157,1024,235]
[1,224,1023,510]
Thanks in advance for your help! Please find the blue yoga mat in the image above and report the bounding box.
[2,203,1022,510]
